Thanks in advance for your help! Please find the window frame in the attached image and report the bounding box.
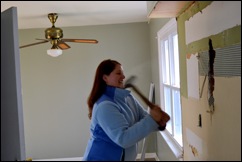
[157,18,183,160]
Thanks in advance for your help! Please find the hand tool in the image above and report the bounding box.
[124,76,170,127]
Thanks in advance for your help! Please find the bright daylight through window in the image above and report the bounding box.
[157,18,183,157]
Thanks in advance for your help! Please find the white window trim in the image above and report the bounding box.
[157,18,183,160]
[157,18,177,41]
[158,18,178,112]
[159,130,183,160]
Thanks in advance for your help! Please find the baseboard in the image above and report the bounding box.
[136,152,159,161]
[34,153,159,161]
[33,157,83,161]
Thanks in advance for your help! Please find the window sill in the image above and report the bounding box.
[159,130,183,160]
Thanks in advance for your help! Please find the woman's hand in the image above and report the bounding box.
[149,105,170,128]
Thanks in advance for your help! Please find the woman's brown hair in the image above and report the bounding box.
[87,59,121,119]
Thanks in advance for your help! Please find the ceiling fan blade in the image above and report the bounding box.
[36,38,49,41]
[57,40,71,50]
[19,40,49,48]
[61,39,98,44]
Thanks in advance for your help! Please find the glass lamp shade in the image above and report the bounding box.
[47,49,62,57]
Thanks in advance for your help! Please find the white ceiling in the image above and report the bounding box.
[1,1,148,29]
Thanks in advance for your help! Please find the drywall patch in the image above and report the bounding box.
[185,1,241,45]
[186,53,199,99]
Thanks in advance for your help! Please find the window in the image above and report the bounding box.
[157,18,183,158]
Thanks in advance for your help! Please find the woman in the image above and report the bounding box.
[82,59,168,161]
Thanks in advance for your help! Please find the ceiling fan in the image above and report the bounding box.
[19,13,98,57]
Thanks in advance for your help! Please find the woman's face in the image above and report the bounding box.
[103,64,125,88]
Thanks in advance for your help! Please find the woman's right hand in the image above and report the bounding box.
[149,105,170,127]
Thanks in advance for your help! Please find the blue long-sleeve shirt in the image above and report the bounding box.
[82,86,159,161]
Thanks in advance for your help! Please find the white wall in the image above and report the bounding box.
[19,22,153,160]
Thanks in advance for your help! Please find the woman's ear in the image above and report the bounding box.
[103,75,108,83]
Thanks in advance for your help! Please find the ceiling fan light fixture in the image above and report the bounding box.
[47,49,62,57]
[19,13,98,53]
